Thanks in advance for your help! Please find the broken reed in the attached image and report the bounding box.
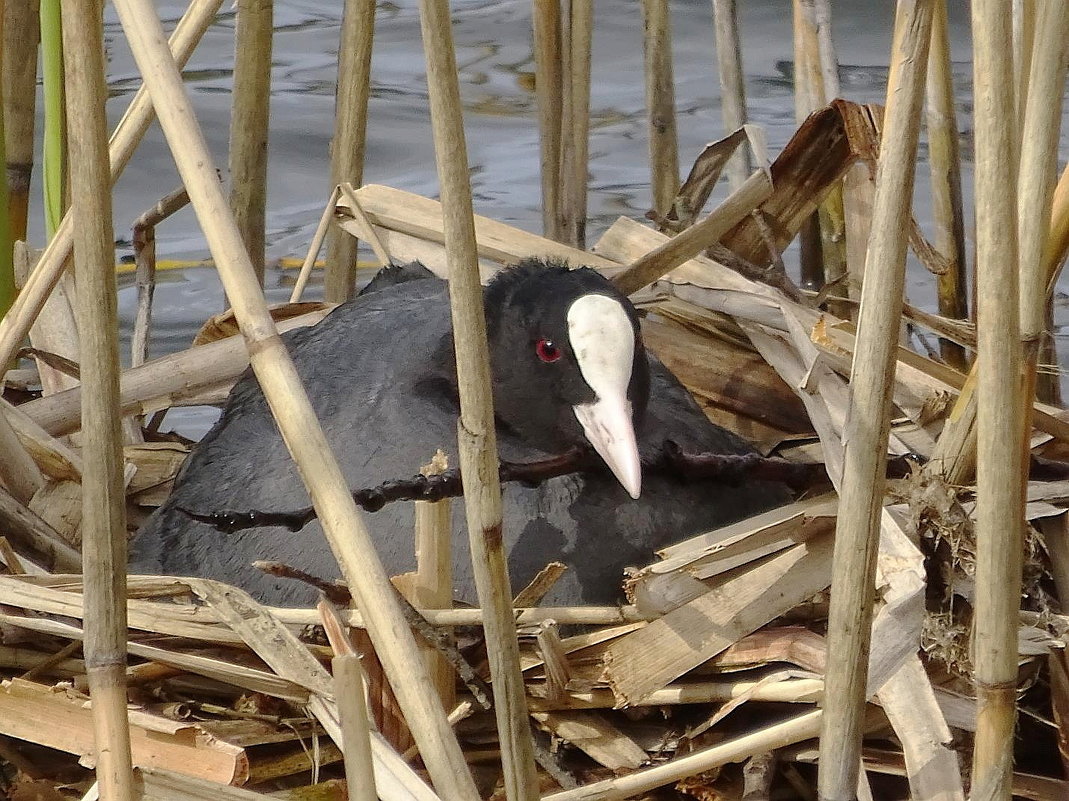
[228,0,273,285]
[62,0,136,796]
[324,0,376,303]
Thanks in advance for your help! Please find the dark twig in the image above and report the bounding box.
[254,560,494,711]
[181,443,925,534]
[179,446,596,532]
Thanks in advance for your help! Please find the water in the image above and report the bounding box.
[32,2,1067,433]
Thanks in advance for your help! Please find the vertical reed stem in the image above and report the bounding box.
[792,0,823,290]
[417,0,540,796]
[642,0,680,219]
[228,0,272,285]
[413,486,455,709]
[333,654,377,801]
[925,0,968,369]
[1012,0,1036,131]
[62,0,134,795]
[325,0,376,303]
[3,0,39,245]
[711,0,750,191]
[796,0,847,305]
[111,2,480,796]
[0,36,11,323]
[970,2,1026,798]
[40,0,65,238]
[532,0,562,240]
[817,2,933,798]
[1018,0,1068,365]
[558,0,591,248]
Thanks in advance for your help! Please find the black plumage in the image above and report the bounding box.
[132,260,789,606]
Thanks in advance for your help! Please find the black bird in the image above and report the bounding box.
[132,260,789,606]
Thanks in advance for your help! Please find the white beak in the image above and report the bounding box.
[573,396,642,499]
[567,294,643,499]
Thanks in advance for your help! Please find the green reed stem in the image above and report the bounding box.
[41,0,65,239]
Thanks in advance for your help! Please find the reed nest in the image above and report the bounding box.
[1,99,1068,798]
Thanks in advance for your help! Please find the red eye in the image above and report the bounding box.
[535,338,562,363]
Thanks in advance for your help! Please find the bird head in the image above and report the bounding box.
[485,261,649,499]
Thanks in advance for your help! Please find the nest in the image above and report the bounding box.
[3,101,1068,799]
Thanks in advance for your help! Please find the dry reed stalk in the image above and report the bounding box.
[62,0,135,796]
[21,308,332,437]
[817,2,933,799]
[557,0,591,248]
[0,410,42,504]
[0,0,225,371]
[1,396,82,480]
[325,0,376,302]
[269,604,650,628]
[1013,0,1036,132]
[2,0,39,242]
[711,0,750,191]
[131,186,191,368]
[532,0,563,240]
[339,182,392,266]
[791,0,823,290]
[544,710,823,801]
[416,0,538,795]
[641,0,680,219]
[111,2,479,796]
[925,0,969,369]
[970,2,1026,798]
[290,184,341,302]
[412,454,455,709]
[227,0,272,284]
[612,169,772,295]
[1017,0,1069,400]
[1043,163,1069,291]
[332,654,377,800]
[795,0,848,307]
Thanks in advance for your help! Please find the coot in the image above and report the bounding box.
[132,260,789,606]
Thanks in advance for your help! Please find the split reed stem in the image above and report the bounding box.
[333,654,377,801]
[817,2,933,798]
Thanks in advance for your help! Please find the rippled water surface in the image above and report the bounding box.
[43,2,1065,431]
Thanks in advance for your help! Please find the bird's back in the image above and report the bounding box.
[133,276,789,606]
